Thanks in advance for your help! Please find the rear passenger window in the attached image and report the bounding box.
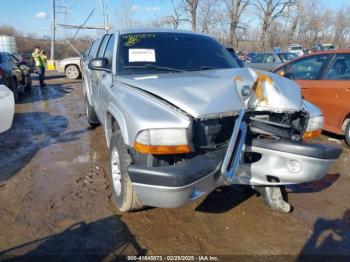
[97,35,110,58]
[103,34,115,69]
[325,54,350,80]
[89,40,100,59]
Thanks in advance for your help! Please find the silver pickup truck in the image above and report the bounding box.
[81,29,342,213]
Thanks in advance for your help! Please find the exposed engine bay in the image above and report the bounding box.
[193,110,309,152]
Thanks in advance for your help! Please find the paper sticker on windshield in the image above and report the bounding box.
[129,49,156,62]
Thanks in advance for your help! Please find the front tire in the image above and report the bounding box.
[108,130,144,212]
[345,121,350,146]
[65,65,80,80]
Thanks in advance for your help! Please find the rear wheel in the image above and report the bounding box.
[108,130,144,212]
[345,121,350,146]
[65,65,80,80]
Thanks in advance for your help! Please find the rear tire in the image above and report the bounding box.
[108,130,144,212]
[345,121,350,146]
[84,94,100,126]
[65,65,80,80]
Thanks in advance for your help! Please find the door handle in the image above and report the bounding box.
[346,88,350,92]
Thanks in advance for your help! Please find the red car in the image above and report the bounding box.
[273,49,350,145]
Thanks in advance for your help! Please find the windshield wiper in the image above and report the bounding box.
[186,66,217,71]
[124,64,184,72]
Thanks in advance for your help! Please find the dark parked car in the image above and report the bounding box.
[17,51,35,72]
[0,52,32,102]
[245,52,298,71]
[226,48,244,67]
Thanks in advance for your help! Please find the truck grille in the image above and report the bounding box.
[193,115,236,150]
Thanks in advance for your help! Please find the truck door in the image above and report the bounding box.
[279,54,336,132]
[85,39,101,105]
[91,35,109,112]
[98,34,115,123]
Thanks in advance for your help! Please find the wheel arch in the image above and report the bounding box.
[342,113,350,133]
[105,108,130,148]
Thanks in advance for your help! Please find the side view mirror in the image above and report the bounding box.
[88,58,109,71]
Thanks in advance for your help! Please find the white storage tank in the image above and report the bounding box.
[0,35,17,54]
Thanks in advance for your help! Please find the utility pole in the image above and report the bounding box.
[50,0,56,61]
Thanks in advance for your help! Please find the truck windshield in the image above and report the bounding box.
[117,32,238,75]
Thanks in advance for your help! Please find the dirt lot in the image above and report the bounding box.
[0,73,349,260]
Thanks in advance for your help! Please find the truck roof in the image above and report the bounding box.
[117,28,208,37]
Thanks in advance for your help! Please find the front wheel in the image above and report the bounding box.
[108,130,144,212]
[345,121,350,146]
[65,65,80,80]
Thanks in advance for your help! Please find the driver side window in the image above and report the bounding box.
[284,55,328,80]
[325,54,350,80]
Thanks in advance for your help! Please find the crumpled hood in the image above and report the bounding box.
[119,68,302,118]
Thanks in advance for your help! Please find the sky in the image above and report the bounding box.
[0,0,349,38]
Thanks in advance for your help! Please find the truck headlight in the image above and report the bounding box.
[302,100,324,139]
[134,128,191,155]
[303,115,324,139]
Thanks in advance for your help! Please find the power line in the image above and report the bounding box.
[50,0,111,60]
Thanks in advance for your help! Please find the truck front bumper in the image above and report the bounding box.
[128,139,342,208]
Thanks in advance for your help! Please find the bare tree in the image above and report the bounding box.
[254,0,296,50]
[295,0,332,49]
[333,7,350,48]
[284,0,301,46]
[197,0,219,33]
[167,0,187,29]
[223,0,251,48]
[0,25,19,36]
[182,0,199,31]
[189,0,200,31]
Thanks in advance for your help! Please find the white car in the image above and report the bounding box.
[288,44,304,57]
[0,85,15,133]
[57,57,82,80]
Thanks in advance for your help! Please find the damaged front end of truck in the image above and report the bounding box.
[124,68,342,213]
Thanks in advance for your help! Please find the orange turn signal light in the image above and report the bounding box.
[303,129,322,139]
[134,142,191,155]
